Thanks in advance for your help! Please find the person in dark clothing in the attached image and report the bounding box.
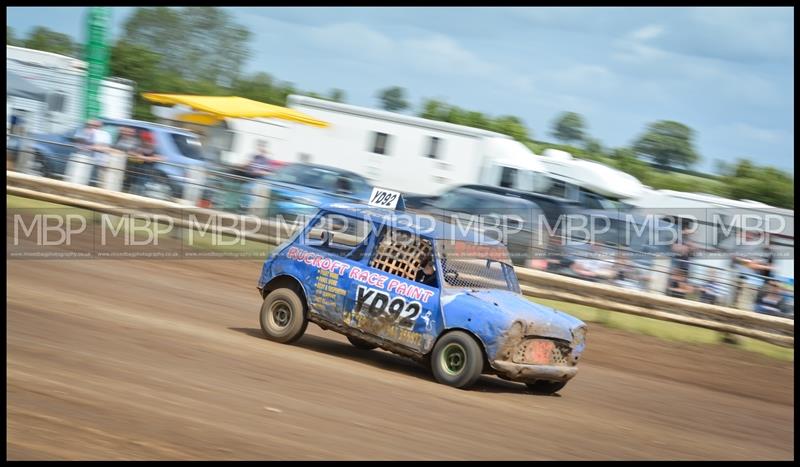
[666,268,693,300]
[115,127,143,193]
[415,256,438,287]
[132,131,165,195]
[671,222,695,273]
[755,280,790,316]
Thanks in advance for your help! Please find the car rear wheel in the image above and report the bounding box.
[525,380,567,395]
[430,331,484,389]
[259,288,308,344]
[346,335,378,350]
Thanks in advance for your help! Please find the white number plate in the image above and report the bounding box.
[368,187,401,209]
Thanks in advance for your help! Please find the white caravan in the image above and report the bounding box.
[283,95,548,196]
[6,45,134,134]
[627,189,794,284]
[536,148,645,207]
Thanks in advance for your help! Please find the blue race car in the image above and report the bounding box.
[256,194,587,393]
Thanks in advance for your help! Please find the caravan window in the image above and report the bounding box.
[500,167,518,188]
[426,136,442,159]
[545,179,567,198]
[371,132,391,155]
[47,92,66,113]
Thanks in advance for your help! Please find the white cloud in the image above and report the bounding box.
[402,34,500,77]
[728,123,786,144]
[630,24,664,41]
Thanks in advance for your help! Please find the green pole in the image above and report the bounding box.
[84,7,111,121]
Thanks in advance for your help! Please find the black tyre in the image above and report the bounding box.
[259,288,308,344]
[430,331,484,389]
[346,335,378,350]
[525,380,567,395]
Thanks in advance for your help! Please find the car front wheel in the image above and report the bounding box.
[430,331,484,389]
[259,288,308,344]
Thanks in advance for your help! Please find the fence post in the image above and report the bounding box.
[248,181,270,217]
[101,149,126,192]
[649,256,670,294]
[65,151,93,186]
[181,165,206,207]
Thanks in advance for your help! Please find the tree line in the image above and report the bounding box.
[6,7,793,208]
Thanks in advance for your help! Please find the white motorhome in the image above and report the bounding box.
[6,45,134,134]
[628,189,795,283]
[536,148,645,207]
[284,95,548,196]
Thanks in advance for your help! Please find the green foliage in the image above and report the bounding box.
[551,111,586,144]
[633,120,700,169]
[377,86,410,112]
[610,147,650,181]
[231,73,296,106]
[720,159,794,209]
[328,88,346,103]
[418,98,531,141]
[491,115,530,142]
[301,88,347,103]
[22,26,80,58]
[109,40,162,119]
[583,137,604,156]
[7,26,22,46]
[122,7,250,87]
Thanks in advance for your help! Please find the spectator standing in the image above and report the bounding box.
[114,127,143,193]
[698,270,729,305]
[75,119,112,186]
[731,230,769,311]
[245,140,274,178]
[134,131,165,195]
[670,221,695,273]
[666,268,694,300]
[241,140,274,213]
[755,280,790,317]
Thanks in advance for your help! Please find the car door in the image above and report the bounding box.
[343,226,442,353]
[296,212,373,324]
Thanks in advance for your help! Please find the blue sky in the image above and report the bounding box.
[7,6,795,173]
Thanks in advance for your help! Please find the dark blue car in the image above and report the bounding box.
[26,118,208,200]
[256,201,587,393]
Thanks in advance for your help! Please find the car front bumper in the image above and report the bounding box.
[491,360,578,383]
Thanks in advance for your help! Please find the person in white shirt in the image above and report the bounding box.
[75,119,112,186]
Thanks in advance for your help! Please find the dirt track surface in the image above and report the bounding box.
[7,257,795,460]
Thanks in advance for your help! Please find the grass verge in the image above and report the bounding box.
[531,297,793,362]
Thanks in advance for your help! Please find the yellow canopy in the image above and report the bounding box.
[142,93,329,128]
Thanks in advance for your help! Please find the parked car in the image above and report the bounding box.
[407,185,582,269]
[407,186,550,268]
[27,118,208,200]
[256,163,374,219]
[256,200,587,393]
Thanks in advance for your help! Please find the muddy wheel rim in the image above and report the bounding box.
[441,342,466,376]
[269,300,292,329]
